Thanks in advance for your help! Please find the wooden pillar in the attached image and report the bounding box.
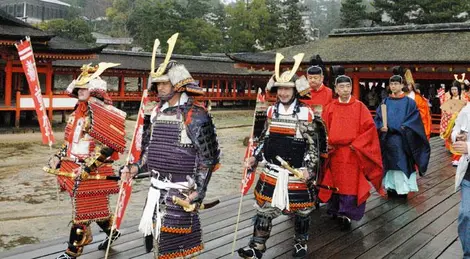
[142,76,147,91]
[5,58,12,106]
[119,75,125,97]
[199,79,204,89]
[216,79,221,98]
[352,74,360,99]
[225,80,229,97]
[248,80,252,97]
[245,80,249,97]
[232,80,236,98]
[48,91,53,120]
[46,63,53,120]
[45,62,52,95]
[211,80,214,96]
[15,91,20,128]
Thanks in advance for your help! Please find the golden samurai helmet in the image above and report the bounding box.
[74,62,120,88]
[266,52,310,98]
[148,33,202,95]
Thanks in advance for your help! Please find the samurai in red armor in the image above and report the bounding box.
[48,63,127,259]
[238,53,328,259]
[121,35,220,259]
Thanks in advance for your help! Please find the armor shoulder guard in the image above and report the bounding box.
[185,105,220,167]
[88,97,127,153]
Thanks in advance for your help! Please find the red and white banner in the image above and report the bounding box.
[241,88,266,195]
[437,87,445,105]
[241,138,256,195]
[15,37,55,146]
[115,89,149,229]
[129,89,149,165]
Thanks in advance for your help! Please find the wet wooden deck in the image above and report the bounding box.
[0,137,464,259]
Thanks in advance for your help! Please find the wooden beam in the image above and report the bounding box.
[5,58,12,106]
[352,74,360,99]
[232,80,236,98]
[119,75,125,97]
[48,92,53,120]
[217,80,221,98]
[15,91,20,128]
[142,76,147,91]
[247,80,252,97]
[211,80,214,95]
[45,62,52,95]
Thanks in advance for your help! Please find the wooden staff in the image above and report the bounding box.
[105,90,149,259]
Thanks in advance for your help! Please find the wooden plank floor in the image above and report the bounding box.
[0,137,464,259]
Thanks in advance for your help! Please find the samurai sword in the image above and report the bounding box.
[43,167,150,181]
[172,196,220,212]
[275,156,339,192]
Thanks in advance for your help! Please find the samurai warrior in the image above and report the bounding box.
[121,35,220,258]
[48,63,127,259]
[238,53,328,259]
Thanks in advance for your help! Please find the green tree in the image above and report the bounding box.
[127,0,224,55]
[38,19,95,44]
[225,1,257,52]
[226,0,278,52]
[304,0,342,38]
[106,0,136,37]
[370,0,470,25]
[414,0,470,24]
[281,0,307,46]
[261,0,284,49]
[340,0,367,27]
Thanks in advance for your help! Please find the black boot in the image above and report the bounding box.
[98,229,121,250]
[387,189,398,198]
[56,253,76,259]
[398,193,408,200]
[339,216,351,231]
[292,242,307,258]
[238,247,263,258]
[144,234,153,253]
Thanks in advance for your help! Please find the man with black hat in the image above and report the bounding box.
[374,74,430,200]
[238,53,327,259]
[319,72,384,230]
[302,65,333,116]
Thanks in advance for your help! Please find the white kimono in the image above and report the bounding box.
[451,103,470,191]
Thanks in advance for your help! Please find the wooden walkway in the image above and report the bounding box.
[0,137,464,259]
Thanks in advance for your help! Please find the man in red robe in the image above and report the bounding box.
[319,74,384,230]
[302,66,333,116]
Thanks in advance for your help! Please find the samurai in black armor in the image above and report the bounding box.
[238,53,327,259]
[122,36,220,259]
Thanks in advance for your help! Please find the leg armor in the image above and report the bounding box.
[292,209,312,258]
[96,217,112,235]
[65,224,92,257]
[250,213,274,251]
[294,212,310,244]
[238,214,274,259]
[96,216,121,250]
